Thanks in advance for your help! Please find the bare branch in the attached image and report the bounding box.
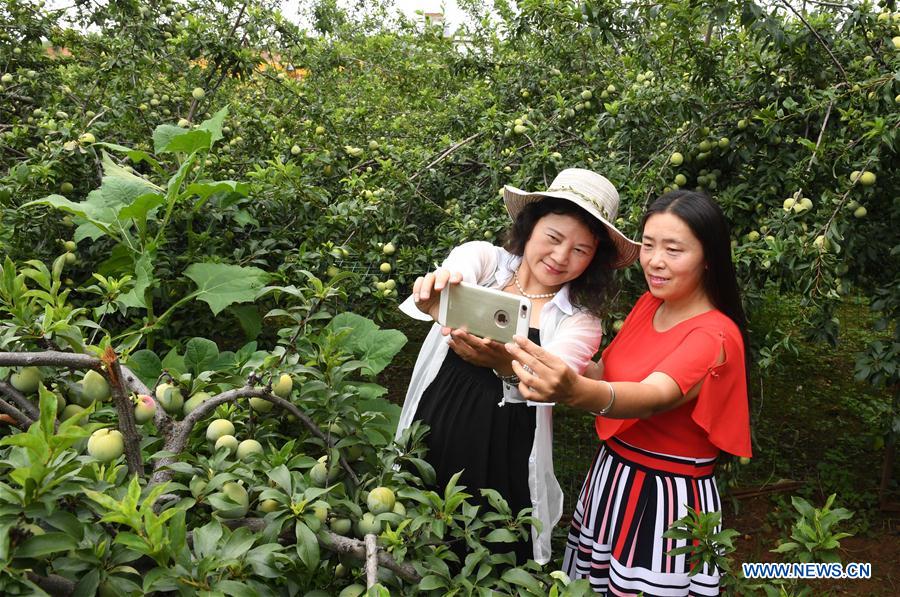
[103,348,143,475]
[779,1,848,83]
[27,572,74,596]
[0,395,32,428]
[0,379,40,420]
[120,365,152,396]
[365,533,379,588]
[217,518,421,582]
[319,529,420,583]
[0,351,101,370]
[806,101,833,172]
[409,133,482,181]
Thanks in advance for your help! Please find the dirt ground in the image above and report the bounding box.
[727,494,899,595]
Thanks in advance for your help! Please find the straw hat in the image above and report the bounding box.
[503,168,640,268]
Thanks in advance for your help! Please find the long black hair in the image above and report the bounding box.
[641,190,748,341]
[504,197,618,318]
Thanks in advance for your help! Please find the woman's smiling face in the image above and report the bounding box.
[521,212,598,290]
[639,212,707,304]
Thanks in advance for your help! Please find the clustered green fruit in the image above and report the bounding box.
[206,418,235,442]
[82,370,110,402]
[366,486,396,515]
[155,382,184,414]
[236,439,263,460]
[183,391,211,415]
[272,373,293,398]
[87,428,124,462]
[310,455,338,486]
[215,434,238,454]
[214,481,249,519]
[134,395,156,423]
[10,367,42,394]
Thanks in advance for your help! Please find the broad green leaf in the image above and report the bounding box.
[349,382,388,400]
[184,337,219,375]
[220,526,257,560]
[117,192,166,235]
[126,349,162,387]
[326,312,407,375]
[184,262,270,316]
[161,346,186,376]
[228,304,262,339]
[183,179,249,206]
[197,106,229,146]
[153,125,212,154]
[72,567,100,597]
[26,152,161,237]
[211,580,257,597]
[267,465,292,494]
[418,575,448,591]
[117,251,155,310]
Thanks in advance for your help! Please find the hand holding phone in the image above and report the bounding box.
[412,269,463,320]
[438,282,531,344]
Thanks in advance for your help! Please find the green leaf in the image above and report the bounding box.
[117,192,165,236]
[153,125,212,154]
[267,465,292,494]
[500,568,543,592]
[193,520,224,559]
[294,521,319,570]
[184,337,219,375]
[15,532,78,558]
[126,349,163,387]
[326,312,407,375]
[418,575,447,591]
[117,251,155,310]
[183,180,249,205]
[197,106,229,146]
[184,262,270,316]
[220,526,257,560]
[228,304,262,339]
[484,528,518,543]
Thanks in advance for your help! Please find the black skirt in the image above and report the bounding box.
[413,328,539,564]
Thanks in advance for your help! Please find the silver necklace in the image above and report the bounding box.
[514,271,557,299]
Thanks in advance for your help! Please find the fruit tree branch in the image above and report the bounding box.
[0,379,40,421]
[102,348,143,475]
[805,101,832,172]
[319,529,420,583]
[149,385,360,486]
[0,351,101,370]
[409,133,481,181]
[27,572,74,596]
[364,533,379,588]
[779,1,848,83]
[0,394,32,428]
[219,518,421,583]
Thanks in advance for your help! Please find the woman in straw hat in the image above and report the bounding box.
[505,190,751,594]
[394,169,639,565]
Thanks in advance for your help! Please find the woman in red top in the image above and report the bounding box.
[506,190,751,596]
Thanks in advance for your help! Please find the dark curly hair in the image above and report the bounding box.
[503,197,617,318]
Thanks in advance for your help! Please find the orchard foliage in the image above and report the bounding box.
[0,0,897,593]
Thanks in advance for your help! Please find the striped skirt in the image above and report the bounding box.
[562,438,722,596]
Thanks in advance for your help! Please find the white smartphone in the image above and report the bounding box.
[438,282,531,344]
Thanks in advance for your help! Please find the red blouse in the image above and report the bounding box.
[595,292,752,458]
